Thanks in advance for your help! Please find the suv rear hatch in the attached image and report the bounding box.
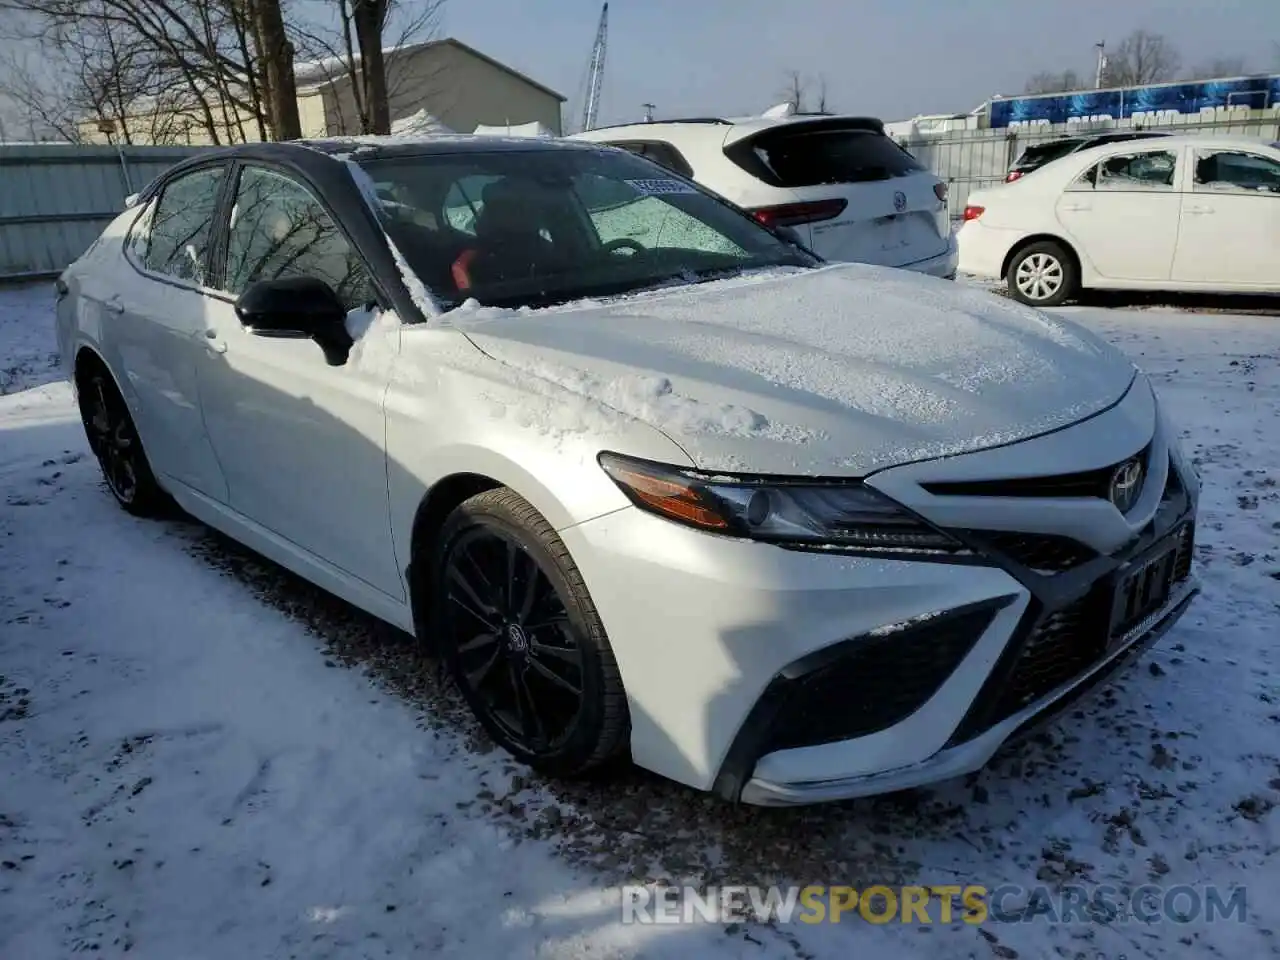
[724,117,950,269]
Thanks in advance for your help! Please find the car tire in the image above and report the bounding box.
[433,487,629,777]
[76,363,171,517]
[1007,241,1078,307]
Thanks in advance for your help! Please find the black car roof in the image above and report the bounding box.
[292,135,600,161]
[138,135,611,204]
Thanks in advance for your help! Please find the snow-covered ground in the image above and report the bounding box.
[2,280,1277,959]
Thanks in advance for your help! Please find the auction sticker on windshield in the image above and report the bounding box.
[626,178,699,196]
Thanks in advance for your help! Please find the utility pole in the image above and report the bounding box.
[1094,41,1108,89]
[642,102,655,122]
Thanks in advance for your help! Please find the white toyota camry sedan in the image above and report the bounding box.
[959,134,1280,306]
[56,137,1199,805]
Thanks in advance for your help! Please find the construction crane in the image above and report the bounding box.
[581,2,609,132]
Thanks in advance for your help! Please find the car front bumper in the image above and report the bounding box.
[740,576,1197,804]
[561,382,1199,804]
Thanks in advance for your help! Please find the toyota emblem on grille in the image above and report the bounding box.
[893,190,908,212]
[1109,458,1145,513]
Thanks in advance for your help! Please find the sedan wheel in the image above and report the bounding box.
[1007,241,1078,307]
[434,488,628,776]
[76,366,169,516]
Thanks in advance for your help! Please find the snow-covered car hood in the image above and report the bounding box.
[455,264,1137,476]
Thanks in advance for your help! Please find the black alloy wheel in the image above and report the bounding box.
[76,366,168,516]
[434,489,628,775]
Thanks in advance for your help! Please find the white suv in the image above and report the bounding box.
[574,114,957,277]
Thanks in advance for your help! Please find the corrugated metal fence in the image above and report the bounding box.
[898,112,1280,222]
[0,144,206,280]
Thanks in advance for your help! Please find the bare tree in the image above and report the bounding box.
[249,0,300,139]
[1101,30,1181,86]
[779,69,807,112]
[0,0,302,143]
[1187,56,1249,79]
[815,73,831,114]
[1023,69,1085,95]
[0,8,169,143]
[289,0,443,136]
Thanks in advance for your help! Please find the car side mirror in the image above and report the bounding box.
[235,276,353,365]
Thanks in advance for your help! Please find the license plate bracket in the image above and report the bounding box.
[1108,530,1182,645]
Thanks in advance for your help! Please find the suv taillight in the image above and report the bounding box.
[962,205,985,222]
[1005,171,1023,182]
[749,199,847,228]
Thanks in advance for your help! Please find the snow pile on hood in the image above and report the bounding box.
[458,264,1137,476]
[509,359,823,446]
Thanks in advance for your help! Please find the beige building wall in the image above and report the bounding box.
[80,40,563,146]
[314,42,564,137]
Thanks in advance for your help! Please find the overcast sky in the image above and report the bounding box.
[436,0,1280,126]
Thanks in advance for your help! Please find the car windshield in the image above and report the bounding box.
[356,147,816,311]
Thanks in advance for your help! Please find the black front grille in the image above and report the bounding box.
[1172,523,1194,583]
[922,443,1151,501]
[990,594,1107,724]
[758,605,999,754]
[966,530,1098,573]
[948,520,1196,747]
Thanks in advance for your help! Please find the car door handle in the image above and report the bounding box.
[1061,203,1092,212]
[204,329,227,355]
[1184,205,1215,215]
[103,297,125,314]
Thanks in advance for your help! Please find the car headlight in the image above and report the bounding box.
[598,452,968,557]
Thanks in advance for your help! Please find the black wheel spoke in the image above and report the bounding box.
[504,539,518,612]
[516,559,541,624]
[465,643,503,690]
[448,584,499,632]
[448,562,499,625]
[525,612,569,633]
[528,637,581,668]
[509,663,546,745]
[527,654,581,696]
[457,630,499,655]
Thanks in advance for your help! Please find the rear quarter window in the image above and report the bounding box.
[747,129,924,187]
[1016,140,1083,168]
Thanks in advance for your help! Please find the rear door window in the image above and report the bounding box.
[136,164,226,285]
[1017,140,1083,169]
[753,129,924,186]
[1095,150,1178,191]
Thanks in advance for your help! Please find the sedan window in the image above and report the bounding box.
[222,166,373,311]
[1095,150,1177,191]
[137,165,226,285]
[1193,150,1280,195]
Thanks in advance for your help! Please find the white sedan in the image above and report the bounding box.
[959,134,1280,305]
[57,136,1199,805]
